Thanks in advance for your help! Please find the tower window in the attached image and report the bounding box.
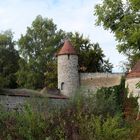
[68,54,70,59]
[61,82,64,90]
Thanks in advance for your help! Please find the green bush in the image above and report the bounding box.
[78,114,129,140]
[0,83,138,140]
[15,105,46,140]
[41,88,130,140]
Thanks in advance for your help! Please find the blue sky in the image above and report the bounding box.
[0,0,126,72]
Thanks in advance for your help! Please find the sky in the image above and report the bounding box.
[0,0,126,72]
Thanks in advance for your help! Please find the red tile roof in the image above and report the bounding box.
[126,60,140,78]
[131,60,140,72]
[57,40,77,56]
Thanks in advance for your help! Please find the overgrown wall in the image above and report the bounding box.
[0,95,27,110]
[0,95,67,111]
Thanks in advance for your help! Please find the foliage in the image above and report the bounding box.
[136,81,140,88]
[17,15,113,89]
[0,30,20,88]
[94,0,140,68]
[44,61,57,88]
[96,77,126,113]
[69,32,113,72]
[15,104,46,140]
[0,85,139,140]
[78,114,129,140]
[17,15,65,89]
[102,59,113,73]
[0,105,46,140]
[16,58,44,89]
[129,120,140,139]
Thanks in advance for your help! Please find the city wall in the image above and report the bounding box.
[80,73,124,91]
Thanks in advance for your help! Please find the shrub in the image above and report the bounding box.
[0,82,138,140]
[15,104,46,140]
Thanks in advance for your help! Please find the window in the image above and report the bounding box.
[61,82,64,90]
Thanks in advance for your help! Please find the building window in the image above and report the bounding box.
[68,54,70,59]
[61,82,64,90]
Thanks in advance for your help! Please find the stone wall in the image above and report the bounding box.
[125,78,140,97]
[0,95,27,110]
[0,95,67,111]
[125,78,140,117]
[80,73,124,91]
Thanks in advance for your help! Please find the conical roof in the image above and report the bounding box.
[126,60,140,78]
[57,40,77,56]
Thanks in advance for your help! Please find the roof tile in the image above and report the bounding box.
[57,40,77,56]
[126,60,140,78]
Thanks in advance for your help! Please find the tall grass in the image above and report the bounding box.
[0,79,139,140]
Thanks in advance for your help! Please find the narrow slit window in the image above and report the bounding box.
[61,82,64,90]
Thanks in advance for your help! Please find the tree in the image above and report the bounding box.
[69,32,113,72]
[44,61,57,88]
[101,59,113,73]
[16,58,42,89]
[0,30,20,88]
[94,0,140,68]
[17,15,113,89]
[17,15,65,89]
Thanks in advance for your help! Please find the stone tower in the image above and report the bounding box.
[57,40,79,96]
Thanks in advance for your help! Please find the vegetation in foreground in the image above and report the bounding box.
[0,80,140,140]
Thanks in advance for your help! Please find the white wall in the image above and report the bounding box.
[125,78,140,97]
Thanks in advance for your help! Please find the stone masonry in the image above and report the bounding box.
[57,41,79,96]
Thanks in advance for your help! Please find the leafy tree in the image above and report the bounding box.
[17,15,65,89]
[0,30,20,88]
[69,32,113,72]
[16,59,42,89]
[94,0,140,68]
[101,59,113,73]
[17,15,113,89]
[44,61,57,88]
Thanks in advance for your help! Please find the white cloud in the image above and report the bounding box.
[0,0,126,72]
